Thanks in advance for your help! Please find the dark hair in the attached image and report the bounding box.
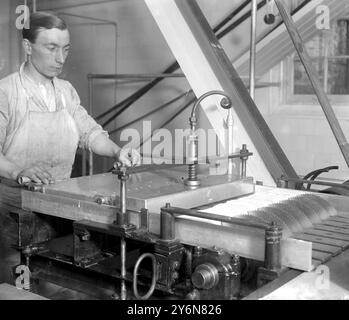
[22,12,67,43]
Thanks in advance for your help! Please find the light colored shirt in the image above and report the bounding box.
[0,65,107,153]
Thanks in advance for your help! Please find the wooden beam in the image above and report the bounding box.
[144,0,298,186]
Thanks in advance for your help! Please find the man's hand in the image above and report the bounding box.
[115,148,141,167]
[16,166,54,185]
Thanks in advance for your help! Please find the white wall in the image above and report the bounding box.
[0,0,14,79]
[254,61,349,182]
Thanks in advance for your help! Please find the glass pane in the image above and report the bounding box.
[304,34,324,57]
[294,59,324,94]
[331,20,349,56]
[327,58,349,94]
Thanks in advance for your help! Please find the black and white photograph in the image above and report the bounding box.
[1,0,349,306]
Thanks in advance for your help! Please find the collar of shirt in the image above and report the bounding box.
[19,63,57,112]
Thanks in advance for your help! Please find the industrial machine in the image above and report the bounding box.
[1,147,349,300]
[1,108,349,300]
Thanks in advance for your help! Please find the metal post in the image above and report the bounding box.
[240,144,249,178]
[264,222,282,271]
[160,203,175,241]
[249,0,258,100]
[116,166,128,226]
[120,237,127,300]
[88,77,94,176]
[227,108,234,175]
[115,165,129,300]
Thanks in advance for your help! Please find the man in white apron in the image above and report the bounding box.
[0,12,140,185]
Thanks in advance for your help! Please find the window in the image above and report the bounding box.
[286,19,349,104]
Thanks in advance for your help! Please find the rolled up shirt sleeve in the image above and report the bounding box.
[0,88,9,152]
[69,83,108,150]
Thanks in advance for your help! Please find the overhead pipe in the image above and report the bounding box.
[109,91,190,136]
[216,0,266,40]
[249,0,258,100]
[139,94,196,148]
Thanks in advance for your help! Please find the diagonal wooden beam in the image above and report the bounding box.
[144,0,298,186]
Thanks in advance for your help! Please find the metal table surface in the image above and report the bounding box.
[34,165,255,213]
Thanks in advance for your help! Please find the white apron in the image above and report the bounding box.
[3,72,79,181]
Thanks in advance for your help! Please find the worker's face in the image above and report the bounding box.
[24,28,70,79]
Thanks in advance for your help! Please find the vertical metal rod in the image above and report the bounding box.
[249,0,258,100]
[185,247,193,287]
[240,144,248,178]
[227,108,234,175]
[160,203,175,241]
[33,0,37,12]
[119,177,127,225]
[120,237,127,300]
[82,152,87,176]
[116,166,128,300]
[88,77,94,176]
[116,168,128,226]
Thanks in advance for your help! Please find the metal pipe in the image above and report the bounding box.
[161,205,269,230]
[118,170,128,226]
[88,77,93,176]
[249,0,258,99]
[280,176,349,191]
[217,0,267,39]
[139,94,196,148]
[185,247,193,287]
[120,237,127,300]
[160,203,175,241]
[240,144,249,178]
[37,0,118,11]
[115,165,129,300]
[185,91,232,187]
[109,91,190,136]
[214,0,251,32]
[95,2,263,124]
[190,90,232,120]
[88,73,186,79]
[227,108,234,175]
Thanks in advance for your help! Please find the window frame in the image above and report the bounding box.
[284,19,349,106]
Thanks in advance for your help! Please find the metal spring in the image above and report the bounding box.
[188,163,198,181]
